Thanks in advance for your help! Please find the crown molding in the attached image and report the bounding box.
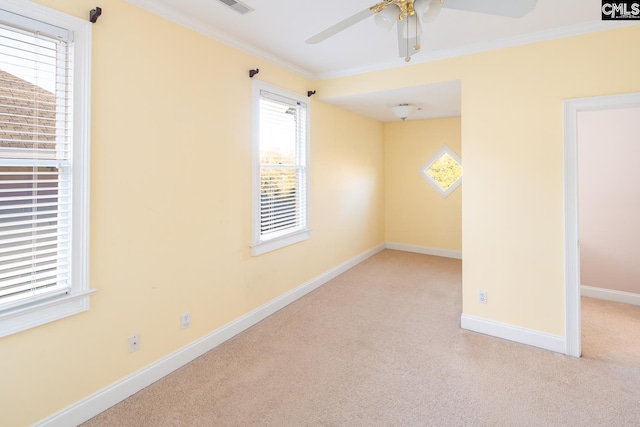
[124,0,315,80]
[314,20,639,80]
[123,1,637,82]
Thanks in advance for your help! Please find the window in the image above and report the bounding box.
[418,145,462,198]
[251,81,310,256]
[0,3,92,337]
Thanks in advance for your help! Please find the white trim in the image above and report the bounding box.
[563,92,640,358]
[0,0,87,29]
[461,314,565,354]
[0,0,94,338]
[251,80,311,256]
[316,21,639,80]
[124,0,315,79]
[582,285,640,307]
[385,242,462,260]
[417,145,462,198]
[73,0,93,310]
[251,229,311,257]
[563,98,581,358]
[35,244,385,427]
[0,290,96,338]
[0,8,71,39]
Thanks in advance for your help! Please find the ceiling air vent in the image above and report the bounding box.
[217,0,254,15]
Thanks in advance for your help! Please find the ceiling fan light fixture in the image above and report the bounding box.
[421,0,443,23]
[413,0,430,18]
[391,104,419,121]
[306,0,537,63]
[374,5,399,32]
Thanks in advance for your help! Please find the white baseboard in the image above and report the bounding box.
[581,285,640,307]
[36,244,386,427]
[385,242,462,260]
[460,314,566,354]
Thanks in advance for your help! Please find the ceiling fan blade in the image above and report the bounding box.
[442,0,537,18]
[305,8,375,44]
[397,18,421,60]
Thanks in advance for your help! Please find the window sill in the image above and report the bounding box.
[0,289,97,338]
[251,228,311,256]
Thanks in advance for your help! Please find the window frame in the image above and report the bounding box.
[0,0,93,338]
[251,80,311,256]
[418,145,462,198]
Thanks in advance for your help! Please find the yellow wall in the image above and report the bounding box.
[319,25,640,336]
[0,1,384,425]
[3,0,640,424]
[384,118,462,251]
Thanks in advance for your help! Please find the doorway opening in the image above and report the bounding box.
[563,92,640,357]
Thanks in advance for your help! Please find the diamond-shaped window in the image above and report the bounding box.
[418,145,462,198]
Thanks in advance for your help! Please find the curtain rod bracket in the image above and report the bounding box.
[249,69,260,78]
[90,7,102,23]
[307,90,316,97]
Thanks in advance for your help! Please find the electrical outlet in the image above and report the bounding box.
[181,312,191,329]
[129,334,140,353]
[478,290,488,304]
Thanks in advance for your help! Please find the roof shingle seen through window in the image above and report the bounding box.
[0,70,57,152]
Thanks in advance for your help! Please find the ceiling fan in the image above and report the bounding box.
[306,0,538,62]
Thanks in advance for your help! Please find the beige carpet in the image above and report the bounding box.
[83,250,640,426]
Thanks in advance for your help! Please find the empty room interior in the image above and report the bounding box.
[0,0,639,425]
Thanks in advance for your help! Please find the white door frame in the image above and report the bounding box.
[563,92,640,357]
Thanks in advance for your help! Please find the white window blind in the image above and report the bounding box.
[258,90,307,240]
[0,15,73,311]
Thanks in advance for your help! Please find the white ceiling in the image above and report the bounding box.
[325,79,462,122]
[125,0,623,121]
